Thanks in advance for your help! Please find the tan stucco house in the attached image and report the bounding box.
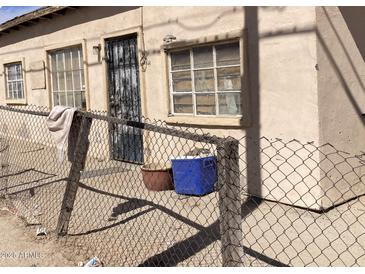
[0,6,365,210]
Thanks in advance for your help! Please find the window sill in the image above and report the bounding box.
[6,99,27,105]
[166,115,250,128]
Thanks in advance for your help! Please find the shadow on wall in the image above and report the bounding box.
[339,7,365,63]
[317,7,365,127]
[0,6,139,48]
[0,6,246,56]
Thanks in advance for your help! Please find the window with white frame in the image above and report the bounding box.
[168,41,242,116]
[49,46,86,109]
[4,62,25,101]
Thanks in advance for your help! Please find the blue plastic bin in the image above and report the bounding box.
[171,155,217,196]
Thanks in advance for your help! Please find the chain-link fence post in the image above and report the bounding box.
[56,114,92,236]
[217,136,243,266]
[0,138,9,196]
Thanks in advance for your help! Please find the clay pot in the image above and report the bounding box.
[141,163,174,191]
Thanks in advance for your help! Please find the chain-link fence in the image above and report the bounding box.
[239,136,365,266]
[0,105,240,267]
[0,105,364,266]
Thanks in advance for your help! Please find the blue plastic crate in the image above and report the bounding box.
[171,155,217,196]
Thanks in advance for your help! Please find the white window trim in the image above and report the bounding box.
[2,58,27,105]
[44,39,90,110]
[48,45,86,109]
[5,63,24,99]
[168,40,243,118]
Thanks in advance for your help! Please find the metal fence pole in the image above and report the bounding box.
[217,136,243,266]
[0,139,9,195]
[56,114,92,236]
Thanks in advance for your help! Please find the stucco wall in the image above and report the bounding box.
[0,7,318,139]
[317,7,365,153]
[0,6,323,208]
[141,7,322,209]
[141,6,318,141]
[316,6,365,208]
[0,7,141,110]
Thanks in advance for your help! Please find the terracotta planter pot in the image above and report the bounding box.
[141,163,174,191]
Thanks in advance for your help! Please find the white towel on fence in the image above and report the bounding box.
[46,106,77,162]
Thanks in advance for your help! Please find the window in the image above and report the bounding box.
[168,41,242,116]
[4,62,25,101]
[49,46,86,109]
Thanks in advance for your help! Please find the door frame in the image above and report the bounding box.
[100,27,147,118]
[101,28,146,163]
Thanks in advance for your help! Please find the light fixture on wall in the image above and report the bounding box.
[93,44,101,63]
[93,44,101,55]
[163,34,176,44]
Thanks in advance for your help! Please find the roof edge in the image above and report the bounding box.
[0,6,76,34]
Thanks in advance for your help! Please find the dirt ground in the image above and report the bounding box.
[0,207,82,267]
[1,116,365,267]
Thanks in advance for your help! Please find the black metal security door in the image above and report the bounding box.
[106,34,143,164]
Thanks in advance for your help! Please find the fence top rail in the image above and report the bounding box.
[0,105,50,117]
[0,105,226,145]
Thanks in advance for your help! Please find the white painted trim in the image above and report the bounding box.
[168,40,242,117]
[2,57,28,105]
[44,39,85,52]
[47,44,87,109]
[81,39,90,110]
